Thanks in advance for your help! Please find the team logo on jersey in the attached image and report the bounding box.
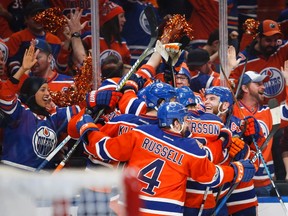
[32,126,57,159]
[261,67,284,98]
[258,120,269,138]
[100,50,122,66]
[139,10,151,35]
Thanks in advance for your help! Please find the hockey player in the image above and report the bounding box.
[68,101,256,215]
[70,81,178,171]
[176,86,233,215]
[79,82,177,215]
[204,86,264,215]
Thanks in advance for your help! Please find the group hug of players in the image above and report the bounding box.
[66,42,288,215]
[2,39,288,215]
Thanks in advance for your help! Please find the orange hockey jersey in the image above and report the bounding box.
[83,124,236,215]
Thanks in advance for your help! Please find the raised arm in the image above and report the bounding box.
[64,7,87,66]
[13,40,39,81]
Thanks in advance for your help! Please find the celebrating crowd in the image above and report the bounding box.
[1,0,288,216]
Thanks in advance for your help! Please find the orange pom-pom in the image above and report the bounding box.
[34,7,67,34]
[242,18,260,37]
[160,14,193,44]
[50,56,93,107]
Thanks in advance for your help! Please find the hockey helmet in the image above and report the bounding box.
[176,86,196,107]
[144,81,177,109]
[205,86,234,109]
[158,102,188,127]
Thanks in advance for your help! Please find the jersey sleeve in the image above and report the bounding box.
[84,130,137,162]
[118,90,147,115]
[0,79,21,120]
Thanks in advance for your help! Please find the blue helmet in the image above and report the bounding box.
[158,102,188,127]
[176,86,196,107]
[144,82,177,109]
[137,85,151,100]
[205,86,234,109]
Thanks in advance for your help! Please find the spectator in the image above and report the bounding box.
[100,54,124,81]
[0,40,9,156]
[186,0,237,49]
[202,29,240,73]
[202,29,220,71]
[0,39,8,80]
[234,70,288,195]
[5,2,62,76]
[0,43,80,171]
[173,63,205,110]
[230,19,288,180]
[83,1,131,66]
[186,48,220,93]
[57,8,89,76]
[17,39,74,93]
[112,0,160,65]
[48,0,91,37]
[230,19,286,104]
[0,0,25,41]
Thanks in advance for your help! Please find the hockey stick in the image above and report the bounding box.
[51,6,158,174]
[252,137,288,215]
[36,135,71,172]
[261,98,280,151]
[249,99,288,215]
[235,57,248,98]
[197,186,210,216]
[211,181,239,216]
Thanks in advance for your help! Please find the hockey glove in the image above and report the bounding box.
[233,144,250,161]
[121,74,147,93]
[76,114,99,144]
[67,108,85,139]
[86,89,123,114]
[218,128,232,149]
[155,40,182,66]
[242,116,261,141]
[229,136,245,158]
[231,159,256,183]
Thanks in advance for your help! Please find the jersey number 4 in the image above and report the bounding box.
[138,159,165,195]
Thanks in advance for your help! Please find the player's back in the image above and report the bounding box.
[127,124,212,215]
[100,113,158,137]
